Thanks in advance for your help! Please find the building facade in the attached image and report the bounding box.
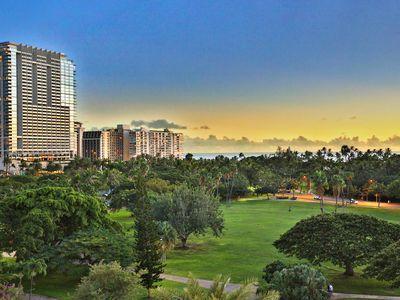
[82,130,110,160]
[130,127,183,159]
[82,126,183,161]
[0,42,77,167]
[74,121,84,158]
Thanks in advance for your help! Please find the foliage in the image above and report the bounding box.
[262,260,286,283]
[274,213,400,276]
[312,170,329,212]
[74,262,142,300]
[268,264,328,300]
[153,184,224,248]
[386,179,400,199]
[0,283,24,300]
[364,241,400,287]
[153,273,255,300]
[22,258,47,298]
[262,290,281,300]
[0,186,116,261]
[146,177,173,194]
[158,221,177,261]
[43,228,136,271]
[133,167,164,297]
[219,173,250,200]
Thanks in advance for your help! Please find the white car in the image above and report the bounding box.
[346,198,358,204]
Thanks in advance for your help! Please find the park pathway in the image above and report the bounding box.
[161,273,243,293]
[161,273,400,300]
[24,294,57,300]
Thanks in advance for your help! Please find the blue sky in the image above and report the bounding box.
[2,0,400,145]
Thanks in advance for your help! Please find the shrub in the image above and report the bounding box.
[0,283,24,300]
[262,260,286,283]
[74,262,142,300]
[269,264,328,300]
[364,241,400,287]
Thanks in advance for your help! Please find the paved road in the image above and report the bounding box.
[283,193,400,210]
[331,294,400,299]
[161,273,243,293]
[162,274,400,300]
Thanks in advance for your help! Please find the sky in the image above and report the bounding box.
[2,1,400,152]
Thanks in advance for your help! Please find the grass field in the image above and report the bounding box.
[30,198,400,298]
[111,198,400,296]
[30,271,187,300]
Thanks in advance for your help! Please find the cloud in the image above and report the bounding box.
[184,134,400,153]
[131,119,187,129]
[193,125,211,130]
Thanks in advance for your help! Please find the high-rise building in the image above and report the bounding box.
[82,130,110,160]
[0,42,77,167]
[82,126,183,161]
[74,121,84,158]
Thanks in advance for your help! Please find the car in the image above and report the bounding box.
[346,198,358,204]
[314,195,322,200]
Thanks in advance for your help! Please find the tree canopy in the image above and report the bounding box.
[153,184,224,248]
[274,213,400,275]
[0,186,116,261]
[364,241,400,287]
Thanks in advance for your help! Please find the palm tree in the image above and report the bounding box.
[153,273,257,300]
[312,170,329,213]
[331,174,346,212]
[370,181,385,208]
[158,221,177,262]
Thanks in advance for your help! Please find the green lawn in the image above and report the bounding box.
[110,198,400,296]
[30,272,187,300]
[29,198,400,298]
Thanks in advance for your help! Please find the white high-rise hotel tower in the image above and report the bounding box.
[0,42,77,168]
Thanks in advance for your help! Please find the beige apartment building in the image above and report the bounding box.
[0,42,77,168]
[82,125,183,161]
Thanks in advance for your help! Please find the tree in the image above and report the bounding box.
[154,184,224,248]
[370,181,385,207]
[254,170,280,198]
[0,186,115,261]
[74,262,142,300]
[269,264,328,300]
[287,178,299,199]
[44,228,136,271]
[273,213,400,276]
[262,261,286,284]
[19,159,28,175]
[364,241,400,287]
[330,174,346,211]
[312,170,329,213]
[153,273,255,300]
[133,168,164,298]
[3,156,12,174]
[21,259,47,300]
[158,221,177,262]
[385,178,400,200]
[46,161,62,172]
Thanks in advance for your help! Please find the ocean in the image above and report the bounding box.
[189,152,273,159]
